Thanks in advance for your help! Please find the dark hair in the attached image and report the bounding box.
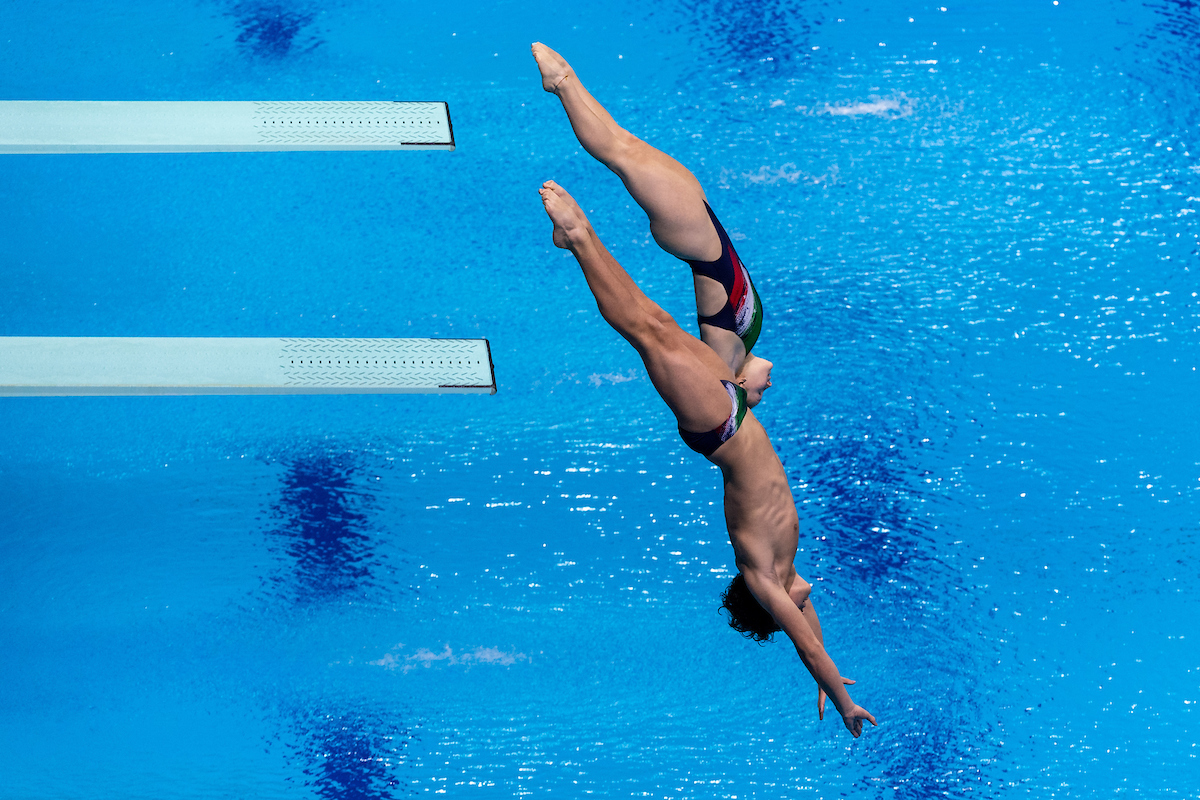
[719,572,780,643]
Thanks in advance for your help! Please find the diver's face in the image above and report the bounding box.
[738,356,773,408]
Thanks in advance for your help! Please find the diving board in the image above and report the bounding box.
[0,101,455,153]
[0,337,494,395]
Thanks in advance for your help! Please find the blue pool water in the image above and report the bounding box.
[1,1,1198,797]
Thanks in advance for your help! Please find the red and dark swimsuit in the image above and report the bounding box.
[682,203,763,354]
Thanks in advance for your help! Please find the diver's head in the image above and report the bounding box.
[719,572,781,642]
[736,354,773,408]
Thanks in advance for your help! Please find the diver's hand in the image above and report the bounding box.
[818,676,856,720]
[840,704,877,738]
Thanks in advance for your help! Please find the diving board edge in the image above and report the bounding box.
[0,144,456,153]
[0,337,495,396]
[0,385,493,396]
[0,101,455,153]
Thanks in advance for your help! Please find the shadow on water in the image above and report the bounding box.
[792,425,945,588]
[259,451,416,798]
[264,453,385,605]
[227,1,324,59]
[861,711,1001,800]
[278,705,417,800]
[671,0,827,73]
[1137,0,1200,82]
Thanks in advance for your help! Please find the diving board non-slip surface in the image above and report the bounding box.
[0,101,454,153]
[0,338,494,395]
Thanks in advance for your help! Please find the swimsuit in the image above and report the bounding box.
[679,380,748,456]
[683,203,763,354]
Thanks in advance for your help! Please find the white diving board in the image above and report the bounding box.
[0,337,494,396]
[0,101,455,153]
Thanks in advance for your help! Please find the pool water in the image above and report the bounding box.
[1,1,1197,797]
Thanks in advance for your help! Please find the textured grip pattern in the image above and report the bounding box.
[252,102,451,144]
[277,338,491,387]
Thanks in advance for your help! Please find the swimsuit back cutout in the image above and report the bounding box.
[678,380,749,457]
[683,203,763,354]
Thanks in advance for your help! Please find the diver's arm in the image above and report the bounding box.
[743,570,877,737]
[801,596,858,720]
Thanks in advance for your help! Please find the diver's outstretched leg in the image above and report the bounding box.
[539,179,734,432]
[532,43,722,267]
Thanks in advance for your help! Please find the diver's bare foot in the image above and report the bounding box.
[532,42,572,93]
[539,180,591,250]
